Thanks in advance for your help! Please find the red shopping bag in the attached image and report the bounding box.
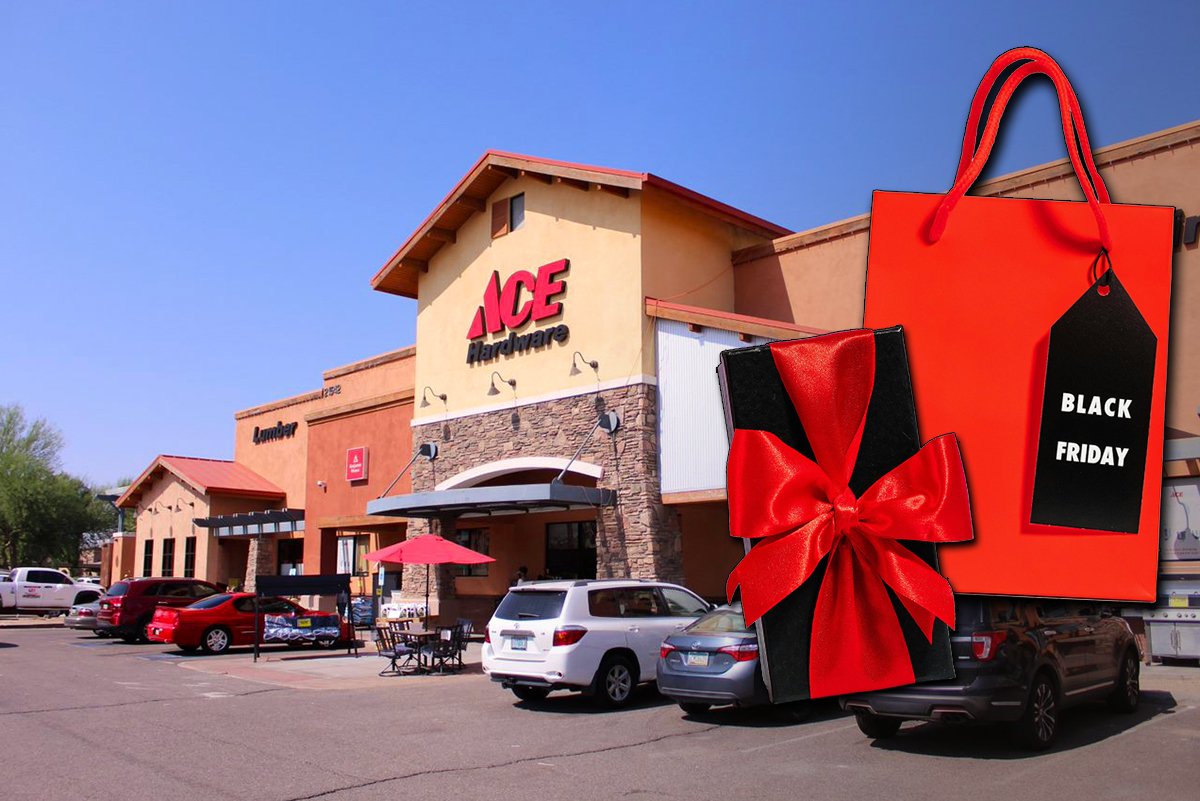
[864,47,1173,602]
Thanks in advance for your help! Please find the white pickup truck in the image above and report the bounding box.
[0,568,104,614]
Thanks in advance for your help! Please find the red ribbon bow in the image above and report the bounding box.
[726,330,973,698]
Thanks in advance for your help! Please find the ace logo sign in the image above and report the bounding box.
[1031,268,1157,533]
[466,259,570,364]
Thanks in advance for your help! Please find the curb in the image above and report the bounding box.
[0,622,65,629]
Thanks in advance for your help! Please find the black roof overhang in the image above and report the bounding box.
[366,483,615,520]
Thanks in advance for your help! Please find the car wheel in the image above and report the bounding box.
[593,654,638,709]
[1108,649,1140,713]
[678,702,711,715]
[201,626,232,655]
[313,636,337,650]
[1013,672,1058,750]
[853,710,902,739]
[511,685,551,702]
[93,630,110,638]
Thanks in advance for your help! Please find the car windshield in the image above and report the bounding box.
[106,582,129,597]
[494,590,567,621]
[686,606,751,634]
[187,594,232,610]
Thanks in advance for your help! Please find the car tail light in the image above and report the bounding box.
[972,631,1007,661]
[659,643,678,659]
[484,628,491,643]
[552,626,587,647]
[717,643,759,662]
[80,608,95,617]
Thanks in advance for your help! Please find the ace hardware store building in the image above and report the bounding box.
[112,122,1200,645]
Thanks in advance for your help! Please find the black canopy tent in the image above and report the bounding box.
[252,574,357,662]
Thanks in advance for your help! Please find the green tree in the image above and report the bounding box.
[0,404,112,567]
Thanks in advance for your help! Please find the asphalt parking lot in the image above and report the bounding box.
[2,626,1199,801]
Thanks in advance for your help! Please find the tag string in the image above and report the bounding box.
[1089,247,1113,288]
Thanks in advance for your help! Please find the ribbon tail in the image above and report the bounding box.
[808,541,917,699]
[727,516,834,626]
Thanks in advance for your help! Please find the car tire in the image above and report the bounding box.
[314,636,337,650]
[93,630,110,638]
[1012,672,1059,750]
[511,685,551,702]
[1108,649,1140,713]
[201,626,232,655]
[593,654,638,709]
[853,710,902,739]
[678,702,711,715]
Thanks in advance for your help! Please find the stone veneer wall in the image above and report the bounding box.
[244,535,277,593]
[404,383,683,607]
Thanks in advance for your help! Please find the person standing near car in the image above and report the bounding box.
[511,565,528,586]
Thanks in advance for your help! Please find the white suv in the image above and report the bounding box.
[482,579,712,708]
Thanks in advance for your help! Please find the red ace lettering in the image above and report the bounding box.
[466,259,569,339]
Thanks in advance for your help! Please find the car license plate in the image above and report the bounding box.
[298,618,312,628]
[511,637,528,651]
[685,652,709,667]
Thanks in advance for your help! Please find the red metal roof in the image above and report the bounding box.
[116,455,285,508]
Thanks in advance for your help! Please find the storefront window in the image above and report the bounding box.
[161,538,175,577]
[336,534,369,576]
[545,521,597,580]
[183,537,196,578]
[142,540,153,577]
[277,538,304,576]
[452,529,489,577]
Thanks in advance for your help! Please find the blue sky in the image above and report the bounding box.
[1,2,1196,485]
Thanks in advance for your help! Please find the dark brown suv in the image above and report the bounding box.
[97,578,222,642]
[841,597,1141,750]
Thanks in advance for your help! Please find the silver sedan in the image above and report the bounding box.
[656,604,769,713]
[65,602,108,636]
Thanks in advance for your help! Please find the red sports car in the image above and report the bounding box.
[146,592,352,654]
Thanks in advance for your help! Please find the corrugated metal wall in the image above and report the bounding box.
[655,319,770,495]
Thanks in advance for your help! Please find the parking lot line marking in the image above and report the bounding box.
[739,721,861,753]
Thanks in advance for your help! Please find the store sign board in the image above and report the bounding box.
[346,446,368,482]
[253,421,299,445]
[465,258,570,365]
[1162,478,1200,562]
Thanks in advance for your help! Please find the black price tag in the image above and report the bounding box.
[1031,264,1156,533]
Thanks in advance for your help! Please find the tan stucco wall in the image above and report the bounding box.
[734,130,1200,437]
[413,175,644,423]
[131,475,210,579]
[233,348,416,508]
[322,348,415,400]
[234,394,322,509]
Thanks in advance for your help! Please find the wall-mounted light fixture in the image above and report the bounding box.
[487,371,517,397]
[420,386,448,408]
[570,351,599,376]
[316,480,328,491]
[174,499,195,513]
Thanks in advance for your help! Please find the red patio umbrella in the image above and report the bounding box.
[365,535,495,627]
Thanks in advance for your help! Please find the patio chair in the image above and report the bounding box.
[421,626,462,674]
[375,626,419,676]
[454,618,474,669]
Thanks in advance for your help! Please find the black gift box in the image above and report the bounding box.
[717,326,955,703]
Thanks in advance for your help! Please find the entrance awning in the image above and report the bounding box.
[366,483,615,520]
[194,508,306,537]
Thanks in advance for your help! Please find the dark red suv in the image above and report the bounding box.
[97,578,222,642]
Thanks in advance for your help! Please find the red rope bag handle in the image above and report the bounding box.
[929,47,1112,250]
